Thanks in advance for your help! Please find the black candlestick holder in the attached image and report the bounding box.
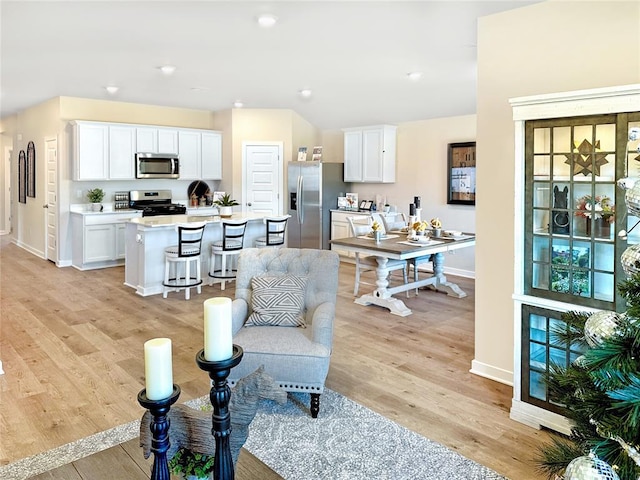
[138,385,181,480]
[196,345,243,480]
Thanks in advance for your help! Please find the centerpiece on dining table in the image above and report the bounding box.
[371,220,383,243]
[574,194,615,238]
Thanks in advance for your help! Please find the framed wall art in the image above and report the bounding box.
[18,150,27,204]
[447,141,476,205]
[27,141,36,198]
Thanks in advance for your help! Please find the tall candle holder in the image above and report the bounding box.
[138,385,181,480]
[196,345,244,480]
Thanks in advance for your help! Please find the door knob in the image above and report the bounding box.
[247,202,252,206]
[43,204,49,209]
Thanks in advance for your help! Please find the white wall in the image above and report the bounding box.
[474,0,640,384]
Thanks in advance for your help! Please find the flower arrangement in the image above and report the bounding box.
[412,220,428,232]
[575,194,615,223]
[371,221,382,232]
[430,218,442,229]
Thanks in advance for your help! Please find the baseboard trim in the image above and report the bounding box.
[14,239,45,259]
[510,399,573,435]
[470,359,513,386]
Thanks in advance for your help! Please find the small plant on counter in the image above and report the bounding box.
[87,188,105,204]
[213,193,239,207]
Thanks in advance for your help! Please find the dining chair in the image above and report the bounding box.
[346,215,408,296]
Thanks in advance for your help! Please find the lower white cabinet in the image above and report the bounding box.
[72,211,141,270]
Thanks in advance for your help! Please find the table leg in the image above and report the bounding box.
[354,256,412,316]
[430,252,467,298]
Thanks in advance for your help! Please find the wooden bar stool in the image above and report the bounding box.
[209,219,248,290]
[162,222,206,300]
[254,215,291,247]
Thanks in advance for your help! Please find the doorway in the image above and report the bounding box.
[242,142,283,215]
[2,147,11,235]
[44,137,58,263]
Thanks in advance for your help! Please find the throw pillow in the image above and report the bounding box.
[246,275,307,327]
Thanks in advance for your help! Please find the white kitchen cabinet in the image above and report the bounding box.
[71,211,141,270]
[179,129,223,180]
[136,127,179,154]
[343,125,397,183]
[201,131,222,179]
[72,120,221,181]
[108,125,136,179]
[72,121,109,180]
[178,130,201,179]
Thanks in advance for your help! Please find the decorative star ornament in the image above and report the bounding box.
[564,138,609,176]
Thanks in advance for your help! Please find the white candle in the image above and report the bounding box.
[204,297,233,361]
[143,338,173,400]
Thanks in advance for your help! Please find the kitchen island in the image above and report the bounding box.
[125,213,266,296]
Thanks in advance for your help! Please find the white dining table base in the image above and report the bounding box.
[354,252,467,316]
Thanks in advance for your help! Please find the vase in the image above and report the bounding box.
[586,218,611,238]
[219,206,233,217]
[91,203,102,212]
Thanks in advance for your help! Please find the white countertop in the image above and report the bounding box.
[70,204,140,216]
[129,212,266,228]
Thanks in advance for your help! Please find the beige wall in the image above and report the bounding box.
[0,116,17,235]
[9,98,61,256]
[229,109,295,212]
[474,0,640,383]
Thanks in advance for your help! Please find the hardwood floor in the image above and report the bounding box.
[0,237,555,478]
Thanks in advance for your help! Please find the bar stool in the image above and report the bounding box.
[254,215,291,248]
[162,222,206,300]
[209,219,248,290]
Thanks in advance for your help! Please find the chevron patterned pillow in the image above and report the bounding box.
[246,275,308,327]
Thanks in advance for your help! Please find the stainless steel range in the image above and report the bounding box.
[129,190,187,217]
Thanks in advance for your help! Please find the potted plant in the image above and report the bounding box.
[214,193,239,218]
[87,188,105,212]
[168,447,214,480]
[430,217,442,237]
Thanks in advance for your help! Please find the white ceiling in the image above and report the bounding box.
[1,1,540,130]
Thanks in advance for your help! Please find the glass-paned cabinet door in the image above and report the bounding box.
[522,304,585,413]
[525,114,626,310]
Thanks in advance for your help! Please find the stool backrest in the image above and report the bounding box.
[176,223,206,257]
[263,215,291,246]
[221,220,248,251]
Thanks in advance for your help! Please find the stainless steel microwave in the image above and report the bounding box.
[135,153,180,179]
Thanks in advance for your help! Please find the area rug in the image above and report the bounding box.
[1,388,506,480]
[194,389,507,480]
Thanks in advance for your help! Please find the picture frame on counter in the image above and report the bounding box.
[345,192,358,210]
[447,141,476,206]
[337,196,348,209]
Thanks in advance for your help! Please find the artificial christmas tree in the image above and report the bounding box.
[537,273,640,480]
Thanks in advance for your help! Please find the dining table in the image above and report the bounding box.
[330,231,476,316]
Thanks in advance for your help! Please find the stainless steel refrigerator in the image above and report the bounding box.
[288,162,347,249]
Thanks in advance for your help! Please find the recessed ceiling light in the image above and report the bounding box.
[105,86,119,95]
[233,101,244,108]
[190,86,209,92]
[257,14,278,28]
[407,72,423,81]
[159,65,176,76]
[299,89,312,98]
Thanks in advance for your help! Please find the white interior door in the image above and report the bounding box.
[45,137,58,263]
[2,148,11,235]
[243,143,282,215]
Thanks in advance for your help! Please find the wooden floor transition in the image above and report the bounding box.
[0,237,556,478]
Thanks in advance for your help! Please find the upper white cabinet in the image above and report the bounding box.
[72,121,222,181]
[201,131,222,180]
[73,121,109,180]
[178,129,223,180]
[343,125,397,183]
[108,125,136,179]
[136,127,179,154]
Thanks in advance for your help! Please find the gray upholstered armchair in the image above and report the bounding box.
[228,247,339,418]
